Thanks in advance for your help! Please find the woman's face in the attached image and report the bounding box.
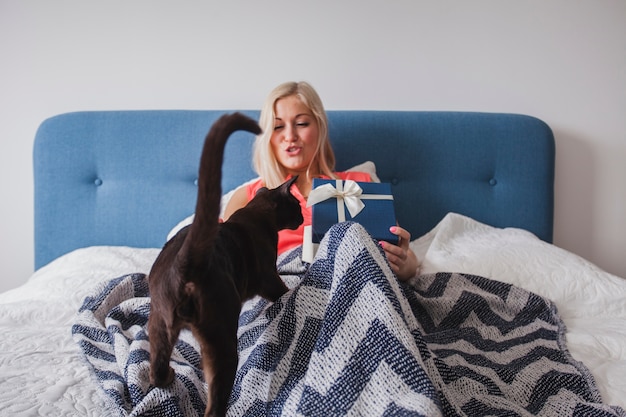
[270,95,320,176]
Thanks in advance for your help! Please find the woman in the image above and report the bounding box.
[224,81,419,280]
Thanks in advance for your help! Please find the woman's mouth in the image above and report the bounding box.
[285,145,301,156]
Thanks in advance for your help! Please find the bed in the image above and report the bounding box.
[1,110,624,416]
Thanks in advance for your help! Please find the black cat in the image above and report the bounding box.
[148,112,303,417]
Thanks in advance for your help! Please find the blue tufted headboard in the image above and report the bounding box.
[33,110,555,270]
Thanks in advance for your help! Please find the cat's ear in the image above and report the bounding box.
[283,175,298,189]
[284,175,298,195]
[255,187,268,195]
[278,175,298,196]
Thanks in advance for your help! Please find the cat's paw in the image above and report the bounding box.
[151,365,175,387]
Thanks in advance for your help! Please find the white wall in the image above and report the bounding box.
[1,0,624,293]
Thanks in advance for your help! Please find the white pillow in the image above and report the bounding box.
[166,161,380,241]
[345,160,380,183]
[410,212,626,319]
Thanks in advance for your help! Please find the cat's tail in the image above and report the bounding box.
[187,112,261,253]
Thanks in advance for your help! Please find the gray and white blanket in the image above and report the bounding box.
[72,222,625,416]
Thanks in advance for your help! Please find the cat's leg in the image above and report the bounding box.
[194,317,239,417]
[148,311,178,387]
[260,271,289,302]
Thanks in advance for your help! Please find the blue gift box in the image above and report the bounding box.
[308,178,399,245]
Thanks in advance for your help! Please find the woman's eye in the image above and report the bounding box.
[274,125,284,131]
[297,122,309,127]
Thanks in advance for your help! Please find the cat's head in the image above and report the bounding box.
[255,175,303,231]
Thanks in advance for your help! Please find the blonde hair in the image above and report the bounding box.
[253,81,336,188]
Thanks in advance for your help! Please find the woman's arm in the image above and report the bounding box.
[223,186,249,220]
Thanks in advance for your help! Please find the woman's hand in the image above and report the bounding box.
[380,226,420,281]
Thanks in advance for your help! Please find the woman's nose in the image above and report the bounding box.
[284,124,297,141]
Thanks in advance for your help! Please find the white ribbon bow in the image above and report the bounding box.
[307,180,365,221]
[307,179,393,222]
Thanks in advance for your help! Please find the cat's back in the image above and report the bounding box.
[149,226,189,280]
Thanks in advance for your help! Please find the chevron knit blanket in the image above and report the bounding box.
[72,222,625,417]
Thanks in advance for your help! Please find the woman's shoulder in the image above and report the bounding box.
[245,177,265,195]
[223,178,263,220]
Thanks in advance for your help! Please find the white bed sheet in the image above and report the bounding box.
[0,246,160,416]
[1,213,624,415]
